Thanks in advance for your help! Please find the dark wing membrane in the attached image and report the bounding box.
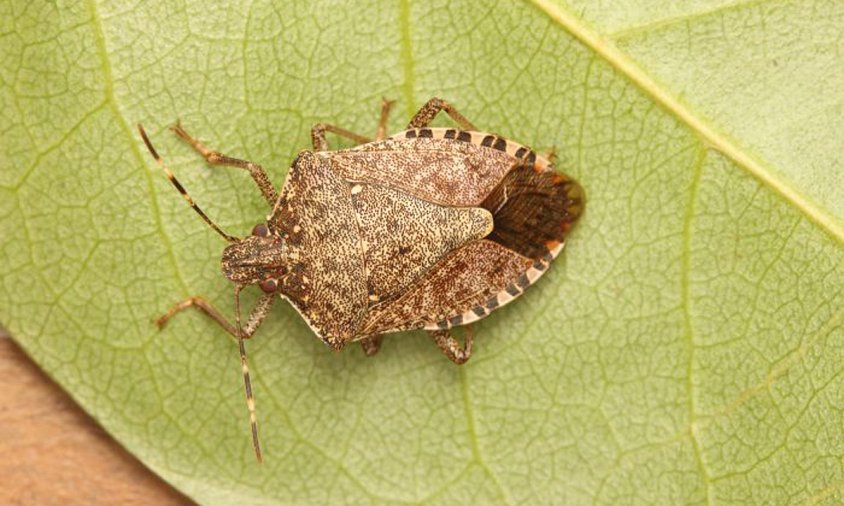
[480,160,584,260]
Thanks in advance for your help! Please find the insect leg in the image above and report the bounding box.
[429,325,473,365]
[375,98,395,141]
[407,97,477,131]
[170,123,278,206]
[155,293,275,340]
[541,146,558,164]
[310,123,372,151]
[154,291,275,462]
[138,125,238,243]
[358,335,383,357]
[311,98,396,149]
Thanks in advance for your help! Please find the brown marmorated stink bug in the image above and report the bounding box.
[138,98,584,462]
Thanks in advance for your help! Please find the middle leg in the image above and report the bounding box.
[311,98,395,151]
[407,97,477,131]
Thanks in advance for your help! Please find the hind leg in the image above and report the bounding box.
[429,326,473,365]
[359,335,383,357]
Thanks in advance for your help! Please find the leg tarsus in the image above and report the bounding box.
[541,146,558,164]
[171,122,219,161]
[155,296,238,336]
[429,325,473,365]
[171,123,278,206]
[359,335,383,357]
[408,97,477,131]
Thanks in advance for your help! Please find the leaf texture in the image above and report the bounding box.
[0,1,841,504]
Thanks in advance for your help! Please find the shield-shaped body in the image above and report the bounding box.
[270,127,584,349]
[139,100,586,462]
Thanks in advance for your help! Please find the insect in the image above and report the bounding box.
[138,98,584,462]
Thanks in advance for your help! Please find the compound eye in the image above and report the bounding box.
[259,278,278,293]
[252,223,269,237]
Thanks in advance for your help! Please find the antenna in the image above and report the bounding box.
[234,286,263,463]
[138,124,238,243]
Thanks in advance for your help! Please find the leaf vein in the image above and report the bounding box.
[526,0,844,243]
[683,146,712,504]
[85,0,191,298]
[608,0,782,39]
[460,366,513,505]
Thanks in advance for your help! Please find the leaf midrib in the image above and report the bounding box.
[527,0,844,244]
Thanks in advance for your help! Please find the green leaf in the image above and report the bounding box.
[1,0,842,504]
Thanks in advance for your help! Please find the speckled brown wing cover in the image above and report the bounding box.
[272,128,583,347]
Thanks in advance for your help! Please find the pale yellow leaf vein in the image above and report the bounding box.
[683,146,712,505]
[608,0,780,39]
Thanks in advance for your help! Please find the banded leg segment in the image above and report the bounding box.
[138,125,237,243]
[429,325,473,365]
[172,123,278,206]
[408,97,477,131]
[311,98,395,151]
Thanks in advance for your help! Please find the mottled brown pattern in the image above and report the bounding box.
[146,100,584,353]
[141,99,585,460]
[271,132,582,345]
[352,183,492,304]
[326,137,516,207]
[271,152,368,347]
[359,240,531,335]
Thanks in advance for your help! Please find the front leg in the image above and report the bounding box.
[155,291,274,463]
[155,292,275,340]
[172,123,278,206]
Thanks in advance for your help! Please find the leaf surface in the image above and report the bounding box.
[0,1,842,504]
